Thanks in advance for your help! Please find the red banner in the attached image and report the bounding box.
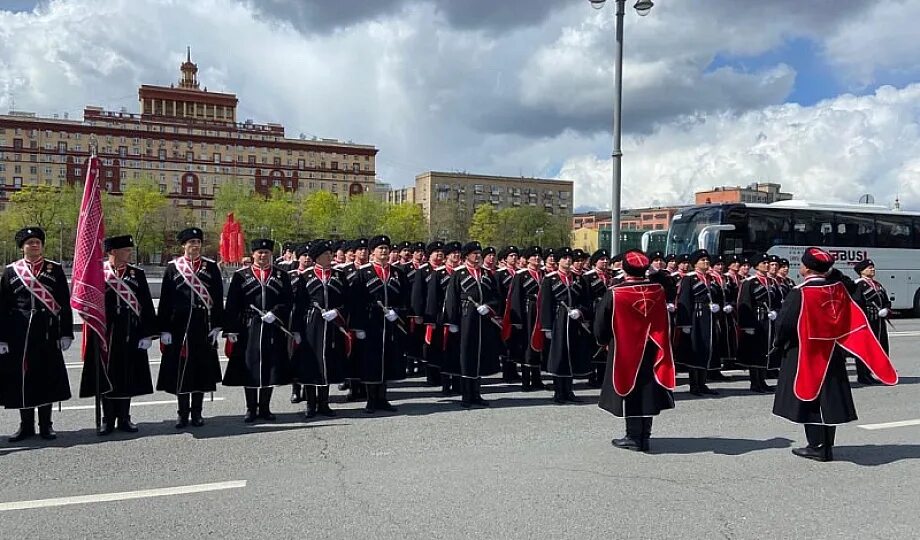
[70,155,108,362]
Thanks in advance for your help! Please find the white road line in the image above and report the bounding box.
[59,398,225,411]
[858,419,920,431]
[889,331,920,337]
[0,480,246,512]
[66,358,230,369]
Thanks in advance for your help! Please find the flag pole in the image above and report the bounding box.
[91,140,102,433]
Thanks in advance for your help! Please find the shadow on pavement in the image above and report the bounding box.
[649,436,794,456]
[831,444,920,466]
[0,417,349,456]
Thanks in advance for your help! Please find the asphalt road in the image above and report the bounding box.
[0,321,918,539]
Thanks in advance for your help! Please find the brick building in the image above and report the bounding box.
[0,49,378,229]
[695,182,792,205]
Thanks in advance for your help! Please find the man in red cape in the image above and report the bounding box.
[772,247,897,462]
[595,249,676,452]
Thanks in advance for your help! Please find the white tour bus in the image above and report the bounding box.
[665,201,920,314]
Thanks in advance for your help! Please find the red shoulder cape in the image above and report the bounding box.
[795,282,897,401]
[610,283,675,396]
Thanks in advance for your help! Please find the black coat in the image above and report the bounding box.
[349,263,410,383]
[399,262,426,363]
[736,274,781,369]
[772,274,858,425]
[539,271,593,378]
[853,278,891,354]
[423,266,459,373]
[675,272,721,370]
[222,266,292,388]
[80,264,157,399]
[444,266,502,378]
[508,268,544,368]
[156,257,224,395]
[583,268,613,366]
[595,280,675,418]
[291,267,350,386]
[494,266,516,362]
[0,259,73,409]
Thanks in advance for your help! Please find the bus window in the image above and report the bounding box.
[834,212,876,247]
[791,211,834,245]
[745,209,792,251]
[876,214,913,248]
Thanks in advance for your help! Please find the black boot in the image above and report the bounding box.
[612,417,643,451]
[521,366,534,392]
[749,368,764,393]
[364,384,377,414]
[258,388,276,421]
[760,369,775,393]
[176,394,190,429]
[425,365,441,387]
[460,378,473,408]
[589,364,605,389]
[708,370,730,382]
[823,426,836,462]
[339,380,351,392]
[190,392,205,427]
[9,408,36,443]
[502,359,520,383]
[37,405,56,440]
[794,424,830,462]
[116,399,138,433]
[531,367,547,391]
[244,388,259,423]
[698,369,718,395]
[304,386,318,418]
[640,417,653,452]
[378,383,397,412]
[471,378,490,407]
[552,377,566,404]
[440,374,454,396]
[291,383,304,403]
[98,399,116,436]
[564,378,580,403]
[318,386,335,417]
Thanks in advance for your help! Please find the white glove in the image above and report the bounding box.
[226,333,239,343]
[709,303,721,313]
[0,342,9,355]
[137,338,152,350]
[568,309,582,320]
[768,311,777,321]
[160,332,173,345]
[744,329,755,335]
[354,330,367,340]
[681,327,691,334]
[292,332,302,345]
[666,303,676,313]
[208,328,222,343]
[476,304,491,316]
[448,324,460,333]
[322,309,339,322]
[261,311,277,324]
[59,337,73,351]
[723,304,734,314]
[385,309,398,322]
[878,308,890,318]
[543,329,552,339]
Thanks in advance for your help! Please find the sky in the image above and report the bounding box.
[2,0,920,211]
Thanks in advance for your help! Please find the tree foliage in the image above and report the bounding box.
[467,204,500,246]
[382,203,427,242]
[299,190,341,238]
[339,195,385,239]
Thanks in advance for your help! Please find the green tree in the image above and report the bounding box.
[2,185,80,261]
[467,203,500,245]
[339,195,385,238]
[497,207,570,248]
[116,178,169,262]
[299,190,342,238]
[382,203,426,241]
[428,200,471,242]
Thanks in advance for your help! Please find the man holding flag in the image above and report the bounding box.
[79,235,158,435]
[0,227,74,442]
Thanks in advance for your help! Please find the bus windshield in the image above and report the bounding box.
[666,206,723,255]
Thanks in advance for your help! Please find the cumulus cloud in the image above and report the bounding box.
[559,84,920,210]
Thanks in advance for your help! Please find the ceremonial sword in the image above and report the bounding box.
[249,304,295,338]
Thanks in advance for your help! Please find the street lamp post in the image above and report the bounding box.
[589,0,653,255]
[57,220,64,263]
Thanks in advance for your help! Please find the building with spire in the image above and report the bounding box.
[0,48,378,230]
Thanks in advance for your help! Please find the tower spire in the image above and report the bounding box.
[187,45,191,63]
[179,47,199,90]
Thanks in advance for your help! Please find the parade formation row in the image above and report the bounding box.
[0,227,898,461]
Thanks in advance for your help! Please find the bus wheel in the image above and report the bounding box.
[914,288,920,318]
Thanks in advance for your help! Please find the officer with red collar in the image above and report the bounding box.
[772,247,897,462]
[852,259,892,385]
[157,227,225,429]
[0,227,73,442]
[223,238,293,423]
[81,234,157,436]
[675,249,722,396]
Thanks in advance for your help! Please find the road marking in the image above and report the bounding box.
[858,419,920,430]
[889,331,920,337]
[60,398,225,411]
[0,480,246,512]
[66,358,230,369]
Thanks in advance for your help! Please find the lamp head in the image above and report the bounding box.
[589,0,606,9]
[634,0,654,16]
